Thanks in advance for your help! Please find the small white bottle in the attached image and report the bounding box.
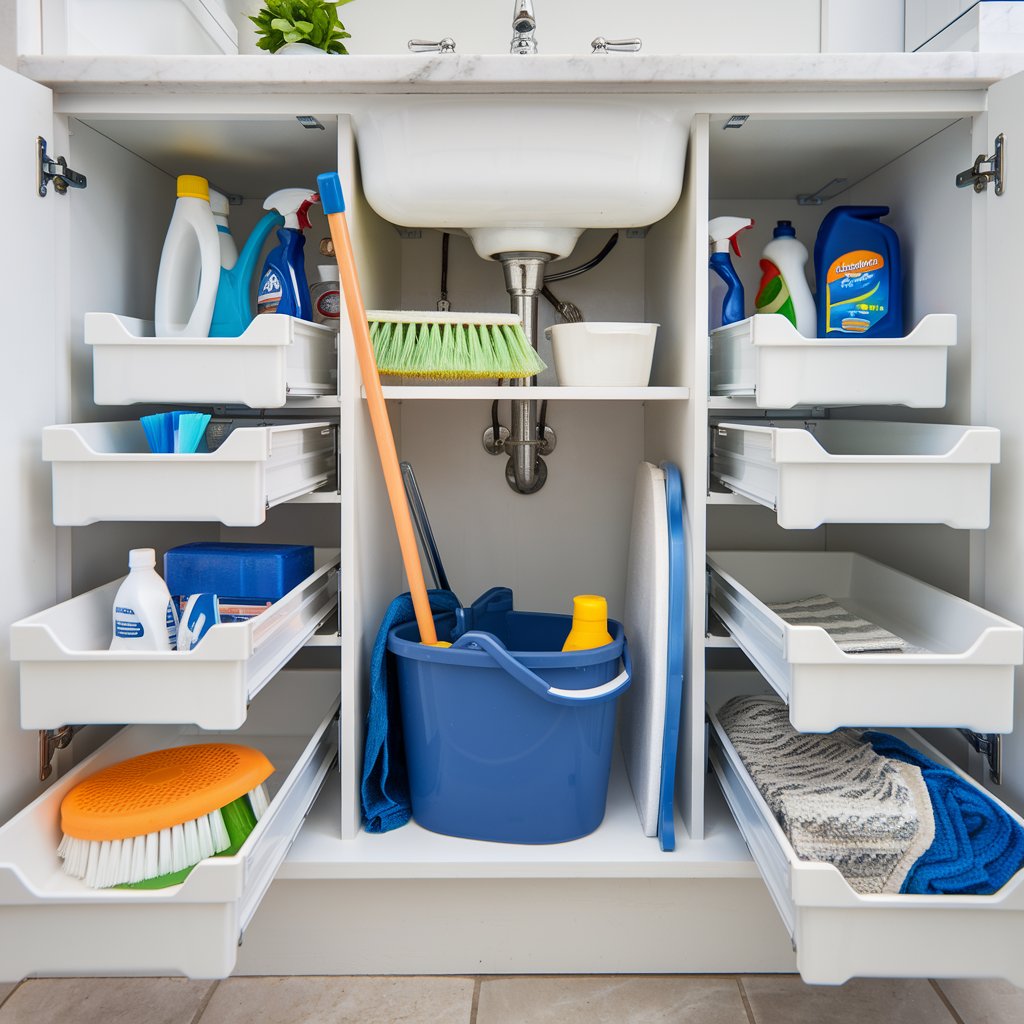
[310,265,340,326]
[209,187,238,270]
[154,174,222,337]
[109,549,178,651]
[754,220,817,337]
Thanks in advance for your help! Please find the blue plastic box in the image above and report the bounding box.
[164,543,313,611]
[388,587,631,844]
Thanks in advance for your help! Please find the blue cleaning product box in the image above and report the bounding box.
[814,206,902,338]
[164,543,314,621]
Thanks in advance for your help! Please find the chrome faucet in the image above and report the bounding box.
[510,0,538,54]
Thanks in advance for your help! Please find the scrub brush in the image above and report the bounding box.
[57,743,273,890]
[367,310,546,380]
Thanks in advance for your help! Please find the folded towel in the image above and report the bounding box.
[361,589,460,833]
[864,731,1024,895]
[717,696,933,893]
[769,594,909,653]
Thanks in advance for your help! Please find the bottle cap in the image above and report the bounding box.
[177,175,210,201]
[208,187,230,218]
[572,595,608,622]
[773,220,796,238]
[317,265,339,283]
[128,548,156,569]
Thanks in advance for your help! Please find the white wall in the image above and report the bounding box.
[229,0,823,56]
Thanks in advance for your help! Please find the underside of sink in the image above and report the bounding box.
[351,96,690,260]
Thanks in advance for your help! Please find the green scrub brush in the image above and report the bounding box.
[367,310,546,380]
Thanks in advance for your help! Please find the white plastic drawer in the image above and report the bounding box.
[11,549,340,730]
[709,313,955,409]
[707,685,1024,987]
[711,419,999,529]
[86,313,337,408]
[707,551,1022,733]
[0,672,338,981]
[44,420,336,527]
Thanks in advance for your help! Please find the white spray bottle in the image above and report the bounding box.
[109,549,178,651]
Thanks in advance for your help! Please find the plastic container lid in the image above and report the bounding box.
[177,175,210,201]
[572,595,608,622]
[773,220,796,238]
[128,548,156,569]
[209,188,230,218]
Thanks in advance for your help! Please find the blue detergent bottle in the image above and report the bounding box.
[814,206,902,338]
[209,209,283,337]
[256,188,320,321]
[708,216,754,328]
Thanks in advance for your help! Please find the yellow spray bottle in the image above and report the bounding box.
[561,595,614,652]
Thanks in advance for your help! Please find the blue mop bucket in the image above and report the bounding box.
[388,587,632,844]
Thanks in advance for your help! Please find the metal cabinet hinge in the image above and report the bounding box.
[959,728,1002,785]
[37,136,87,197]
[956,133,1004,195]
[39,725,80,781]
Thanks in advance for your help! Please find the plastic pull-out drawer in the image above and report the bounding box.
[11,549,340,730]
[0,672,338,981]
[707,685,1024,987]
[709,314,955,409]
[44,420,336,527]
[707,551,1022,733]
[86,313,338,408]
[711,419,999,529]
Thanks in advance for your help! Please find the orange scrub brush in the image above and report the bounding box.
[58,743,273,889]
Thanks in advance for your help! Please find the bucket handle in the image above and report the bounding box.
[449,631,632,707]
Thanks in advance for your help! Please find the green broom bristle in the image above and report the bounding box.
[369,315,546,381]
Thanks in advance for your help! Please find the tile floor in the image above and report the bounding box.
[0,976,1020,1024]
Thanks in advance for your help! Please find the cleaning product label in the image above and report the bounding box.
[824,249,888,334]
[755,260,797,327]
[166,600,178,648]
[257,270,283,315]
[114,606,144,639]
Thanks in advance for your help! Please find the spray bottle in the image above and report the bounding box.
[708,216,754,329]
[256,188,319,321]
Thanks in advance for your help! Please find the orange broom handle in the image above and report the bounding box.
[318,173,439,646]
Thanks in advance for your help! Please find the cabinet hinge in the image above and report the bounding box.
[956,133,1004,195]
[38,725,81,781]
[37,136,87,198]
[959,728,1002,785]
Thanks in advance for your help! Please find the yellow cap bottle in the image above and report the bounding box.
[176,174,210,201]
[561,595,614,652]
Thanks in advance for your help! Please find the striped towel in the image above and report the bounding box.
[769,594,908,654]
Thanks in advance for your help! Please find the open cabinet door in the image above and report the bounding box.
[979,70,1024,818]
[0,66,58,818]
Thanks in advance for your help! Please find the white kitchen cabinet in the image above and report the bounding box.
[2,53,1024,982]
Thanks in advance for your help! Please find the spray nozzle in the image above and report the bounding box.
[264,187,320,231]
[709,216,754,257]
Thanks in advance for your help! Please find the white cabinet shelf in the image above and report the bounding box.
[707,551,1022,733]
[0,673,338,981]
[711,419,999,530]
[11,550,340,730]
[708,685,1024,987]
[44,420,336,527]
[710,314,956,409]
[87,313,338,409]
[371,385,690,401]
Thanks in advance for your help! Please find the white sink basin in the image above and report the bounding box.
[351,97,689,260]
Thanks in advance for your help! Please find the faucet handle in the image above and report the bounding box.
[591,36,642,54]
[408,37,457,54]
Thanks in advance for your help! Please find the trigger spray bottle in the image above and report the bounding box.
[257,188,320,321]
[708,217,754,329]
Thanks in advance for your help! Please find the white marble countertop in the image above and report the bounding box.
[19,51,1024,95]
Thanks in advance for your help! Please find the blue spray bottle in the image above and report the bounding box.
[709,216,754,328]
[256,188,319,321]
[208,208,284,337]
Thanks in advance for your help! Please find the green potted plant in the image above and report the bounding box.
[250,0,354,55]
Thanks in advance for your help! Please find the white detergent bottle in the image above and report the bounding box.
[209,187,238,269]
[754,220,817,337]
[154,175,222,337]
[109,549,178,651]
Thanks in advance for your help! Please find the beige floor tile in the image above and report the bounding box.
[741,975,955,1024]
[936,978,1024,1024]
[199,977,474,1024]
[0,978,213,1024]
[475,976,748,1024]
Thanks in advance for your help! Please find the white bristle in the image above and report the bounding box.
[157,827,172,876]
[196,812,213,854]
[145,831,159,881]
[117,838,134,885]
[130,835,146,884]
[169,823,187,873]
[249,784,270,820]
[210,809,230,850]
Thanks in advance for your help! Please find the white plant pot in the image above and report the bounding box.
[275,42,327,55]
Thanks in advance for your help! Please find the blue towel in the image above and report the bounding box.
[864,731,1024,895]
[361,589,460,833]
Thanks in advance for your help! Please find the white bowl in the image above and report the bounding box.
[545,322,659,387]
